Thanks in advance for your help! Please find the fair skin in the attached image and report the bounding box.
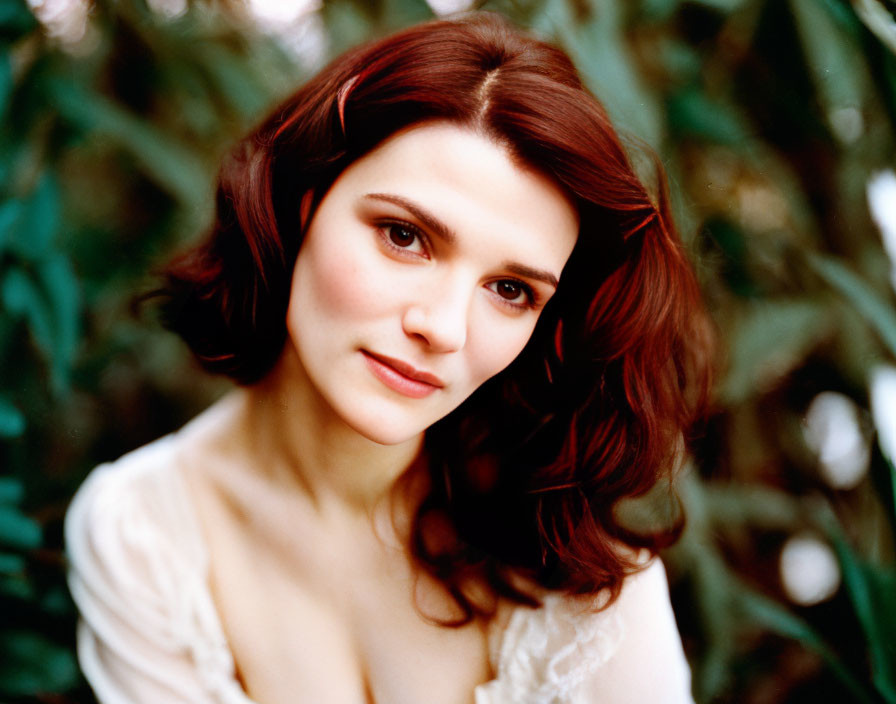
[178,123,579,704]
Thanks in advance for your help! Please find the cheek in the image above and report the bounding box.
[296,236,388,324]
[466,322,536,387]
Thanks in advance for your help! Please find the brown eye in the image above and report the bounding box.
[388,224,418,248]
[495,280,523,300]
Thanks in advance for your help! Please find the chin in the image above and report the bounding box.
[336,402,430,446]
[351,418,426,447]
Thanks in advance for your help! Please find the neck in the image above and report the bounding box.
[241,345,424,517]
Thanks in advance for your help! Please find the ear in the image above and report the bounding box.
[299,190,315,232]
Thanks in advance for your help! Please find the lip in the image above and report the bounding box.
[361,351,444,398]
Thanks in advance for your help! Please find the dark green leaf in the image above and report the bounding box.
[738,588,877,703]
[194,45,274,121]
[0,477,24,504]
[0,52,12,123]
[0,551,24,574]
[0,503,41,550]
[667,87,751,145]
[832,536,896,702]
[0,574,32,600]
[721,300,829,402]
[382,0,434,29]
[0,631,79,696]
[41,585,73,616]
[37,254,80,394]
[0,396,25,438]
[808,253,896,359]
[790,0,867,128]
[322,0,376,57]
[693,0,749,11]
[639,0,680,22]
[0,0,38,40]
[0,197,23,254]
[556,0,663,147]
[8,171,61,261]
[1,268,54,359]
[47,79,210,207]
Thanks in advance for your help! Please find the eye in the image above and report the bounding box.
[487,279,536,309]
[379,222,428,257]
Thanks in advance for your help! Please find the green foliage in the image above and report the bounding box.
[0,0,298,697]
[2,0,896,700]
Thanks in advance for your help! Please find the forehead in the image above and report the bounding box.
[329,122,579,264]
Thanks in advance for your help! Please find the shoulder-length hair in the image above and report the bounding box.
[157,12,713,622]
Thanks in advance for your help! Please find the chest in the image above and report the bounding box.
[189,474,493,704]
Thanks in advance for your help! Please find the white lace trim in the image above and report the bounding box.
[477,593,624,703]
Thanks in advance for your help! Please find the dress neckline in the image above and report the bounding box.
[161,395,509,703]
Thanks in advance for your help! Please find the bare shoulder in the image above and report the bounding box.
[65,391,247,571]
[583,557,694,703]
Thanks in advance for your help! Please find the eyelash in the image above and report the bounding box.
[374,220,539,311]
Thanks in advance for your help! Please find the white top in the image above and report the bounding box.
[65,422,695,704]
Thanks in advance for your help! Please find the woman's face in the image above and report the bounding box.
[286,122,578,445]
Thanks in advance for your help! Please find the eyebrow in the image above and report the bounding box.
[363,192,561,289]
[502,263,559,289]
[364,193,457,244]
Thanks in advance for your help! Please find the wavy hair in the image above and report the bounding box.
[155,12,713,623]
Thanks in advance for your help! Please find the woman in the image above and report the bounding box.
[66,12,712,704]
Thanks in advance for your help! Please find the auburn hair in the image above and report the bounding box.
[156,12,713,622]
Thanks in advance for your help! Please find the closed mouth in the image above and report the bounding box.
[362,351,444,388]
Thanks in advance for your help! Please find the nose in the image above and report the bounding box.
[402,278,471,354]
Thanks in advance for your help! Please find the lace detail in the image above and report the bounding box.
[477,593,624,704]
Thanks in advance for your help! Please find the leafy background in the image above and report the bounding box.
[1,0,895,701]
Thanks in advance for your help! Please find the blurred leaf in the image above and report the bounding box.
[721,300,829,402]
[0,52,11,124]
[790,0,868,128]
[0,256,76,394]
[0,0,38,41]
[832,535,896,702]
[702,218,759,296]
[676,477,741,699]
[382,0,434,30]
[696,0,749,10]
[667,87,752,145]
[690,550,739,698]
[702,484,803,529]
[0,552,24,574]
[0,477,24,504]
[2,267,54,359]
[194,44,273,121]
[8,171,60,261]
[550,0,664,147]
[639,0,680,22]
[0,503,41,551]
[0,631,79,696]
[0,574,31,599]
[0,197,22,254]
[737,588,877,703]
[808,253,896,359]
[656,38,702,84]
[0,397,25,438]
[37,253,80,393]
[158,63,221,137]
[322,0,377,57]
[853,0,896,55]
[40,585,72,616]
[47,79,210,206]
